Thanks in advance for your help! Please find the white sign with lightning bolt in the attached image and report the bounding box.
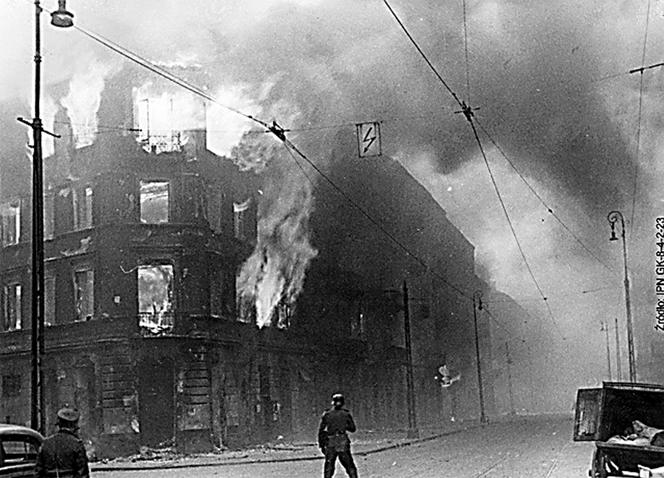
[355,122,382,158]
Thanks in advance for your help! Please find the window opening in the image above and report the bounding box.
[138,264,174,332]
[140,181,170,224]
[73,269,94,321]
[73,186,93,230]
[1,201,20,246]
[44,193,55,240]
[2,284,22,331]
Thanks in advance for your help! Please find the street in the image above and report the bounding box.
[95,417,594,477]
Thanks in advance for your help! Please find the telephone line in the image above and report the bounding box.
[630,0,652,236]
[69,3,558,344]
[68,10,504,321]
[475,119,616,275]
[462,0,471,104]
[383,0,563,336]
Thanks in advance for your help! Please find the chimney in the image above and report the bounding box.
[51,106,74,180]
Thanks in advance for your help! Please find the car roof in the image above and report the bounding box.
[0,424,43,441]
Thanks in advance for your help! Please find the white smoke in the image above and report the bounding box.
[61,59,116,148]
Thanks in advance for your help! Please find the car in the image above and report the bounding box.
[0,424,44,477]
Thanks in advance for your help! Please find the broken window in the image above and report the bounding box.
[44,274,56,326]
[138,264,174,331]
[140,181,170,224]
[233,199,251,240]
[73,268,94,321]
[135,97,184,154]
[1,201,21,247]
[44,193,55,240]
[73,186,93,230]
[2,283,22,331]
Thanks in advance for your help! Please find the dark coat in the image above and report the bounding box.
[35,428,89,478]
[318,407,357,451]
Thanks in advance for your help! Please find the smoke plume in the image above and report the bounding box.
[3,0,664,405]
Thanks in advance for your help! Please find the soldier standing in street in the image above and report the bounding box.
[35,407,90,478]
[317,393,359,478]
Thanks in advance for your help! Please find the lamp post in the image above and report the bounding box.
[472,291,487,424]
[17,0,74,434]
[607,210,636,382]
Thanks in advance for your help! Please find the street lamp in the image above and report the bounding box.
[472,291,487,424]
[607,210,636,382]
[17,0,74,434]
[51,0,75,28]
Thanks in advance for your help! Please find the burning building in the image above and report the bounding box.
[0,66,502,457]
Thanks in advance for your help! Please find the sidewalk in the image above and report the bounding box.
[91,423,478,472]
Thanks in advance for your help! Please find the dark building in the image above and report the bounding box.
[0,68,497,457]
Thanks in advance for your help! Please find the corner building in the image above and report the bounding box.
[0,67,496,457]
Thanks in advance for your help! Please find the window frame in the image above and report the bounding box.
[139,180,171,224]
[137,263,175,331]
[0,200,21,247]
[2,282,22,332]
[44,271,56,327]
[72,265,94,322]
[72,186,93,231]
[43,192,55,240]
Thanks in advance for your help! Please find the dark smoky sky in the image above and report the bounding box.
[2,0,657,206]
[3,0,664,396]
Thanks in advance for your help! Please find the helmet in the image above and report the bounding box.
[56,406,80,423]
[331,393,345,405]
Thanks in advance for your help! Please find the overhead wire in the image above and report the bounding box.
[68,23,272,133]
[382,0,564,337]
[462,0,471,104]
[57,2,608,345]
[475,119,617,275]
[468,120,565,338]
[381,0,464,107]
[630,0,652,236]
[282,139,474,302]
[64,9,488,309]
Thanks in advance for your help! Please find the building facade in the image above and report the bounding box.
[0,68,496,457]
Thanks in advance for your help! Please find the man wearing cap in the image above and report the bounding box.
[35,407,90,478]
[317,393,358,478]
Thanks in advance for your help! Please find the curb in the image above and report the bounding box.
[91,424,478,472]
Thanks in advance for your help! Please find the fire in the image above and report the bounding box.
[233,135,318,328]
[60,59,113,148]
[133,81,260,157]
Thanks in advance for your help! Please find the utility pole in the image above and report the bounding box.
[601,322,612,381]
[402,281,418,438]
[614,316,622,381]
[608,211,636,382]
[472,291,487,424]
[505,342,515,415]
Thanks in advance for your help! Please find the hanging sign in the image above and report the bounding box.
[356,121,382,158]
